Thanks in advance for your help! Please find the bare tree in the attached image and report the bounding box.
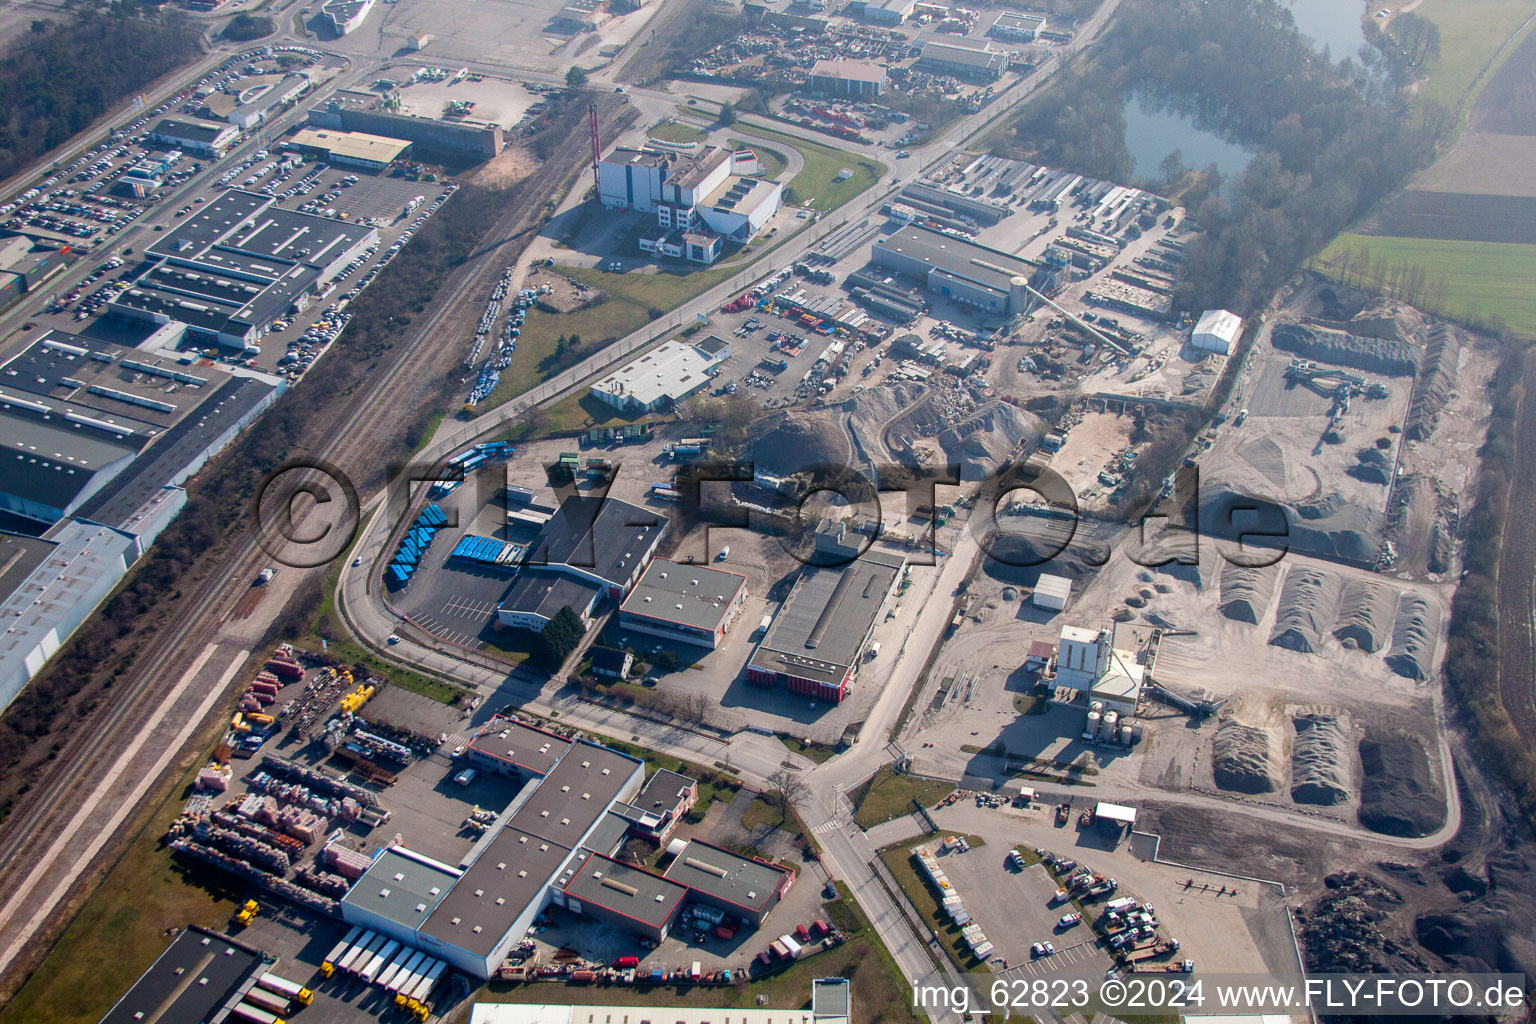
[769,767,807,824]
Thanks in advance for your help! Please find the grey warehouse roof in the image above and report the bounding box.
[748,548,904,688]
[874,225,1035,300]
[620,559,746,633]
[466,717,572,777]
[419,826,573,957]
[499,569,602,621]
[559,850,689,930]
[662,839,792,915]
[341,847,460,930]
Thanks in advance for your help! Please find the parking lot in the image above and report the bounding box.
[928,846,1115,977]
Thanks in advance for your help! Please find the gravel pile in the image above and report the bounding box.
[1290,713,1354,806]
[1386,592,1441,680]
[1358,735,1444,837]
[1270,567,1343,653]
[1219,563,1277,623]
[1406,323,1460,441]
[1271,321,1419,376]
[1333,579,1398,653]
[1212,719,1280,793]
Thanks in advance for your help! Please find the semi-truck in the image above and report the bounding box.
[256,972,314,1005]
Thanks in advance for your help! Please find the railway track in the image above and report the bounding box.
[0,101,624,996]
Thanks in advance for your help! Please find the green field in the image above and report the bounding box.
[648,120,708,144]
[735,125,885,213]
[850,766,955,829]
[1401,0,1536,114]
[730,138,790,180]
[482,295,652,410]
[560,263,739,311]
[1319,233,1536,337]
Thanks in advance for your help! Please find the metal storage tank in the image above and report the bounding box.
[1009,275,1031,314]
[1119,724,1133,745]
[1085,711,1100,736]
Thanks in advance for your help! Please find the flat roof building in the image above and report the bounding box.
[496,569,602,633]
[809,59,887,97]
[662,838,795,926]
[872,224,1037,315]
[556,850,690,942]
[746,548,905,704]
[288,127,413,169]
[618,558,748,649]
[99,926,268,1024]
[589,336,732,413]
[339,846,461,937]
[471,978,852,1024]
[322,0,376,33]
[918,39,1011,79]
[1033,573,1071,610]
[110,190,377,350]
[150,117,240,156]
[464,717,572,778]
[609,767,697,841]
[989,10,1045,40]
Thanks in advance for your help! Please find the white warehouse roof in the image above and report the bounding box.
[1193,308,1242,348]
[589,336,730,409]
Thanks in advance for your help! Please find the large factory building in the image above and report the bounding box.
[872,225,1037,315]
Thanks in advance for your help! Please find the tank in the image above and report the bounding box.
[1085,711,1100,737]
[1090,700,1104,714]
[1009,275,1031,314]
[1120,725,1133,745]
[1104,711,1119,734]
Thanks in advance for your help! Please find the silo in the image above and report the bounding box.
[1009,276,1031,315]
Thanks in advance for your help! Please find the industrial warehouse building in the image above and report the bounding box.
[600,147,782,261]
[496,496,669,631]
[1192,308,1242,355]
[746,546,905,704]
[589,336,732,413]
[918,39,1011,79]
[287,128,413,169]
[1033,573,1071,610]
[150,117,241,157]
[1054,624,1144,712]
[108,189,377,350]
[0,330,281,710]
[809,59,887,97]
[201,72,311,129]
[989,11,1045,40]
[872,224,1038,315]
[99,927,273,1024]
[341,719,784,978]
[854,0,915,22]
[618,559,749,649]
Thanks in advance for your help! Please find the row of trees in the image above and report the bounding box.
[0,4,204,181]
[1314,245,1453,319]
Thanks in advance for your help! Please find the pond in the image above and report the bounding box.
[1122,91,1254,185]
[1287,0,1371,62]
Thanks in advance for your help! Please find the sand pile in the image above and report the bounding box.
[1270,567,1343,652]
[1406,323,1460,442]
[1213,719,1280,793]
[1359,736,1444,837]
[1219,564,1277,623]
[847,383,922,466]
[1290,713,1354,806]
[1271,321,1419,376]
[1333,579,1398,652]
[751,412,852,475]
[1386,592,1441,680]
[937,401,1044,479]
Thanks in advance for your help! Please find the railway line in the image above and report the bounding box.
[0,99,628,997]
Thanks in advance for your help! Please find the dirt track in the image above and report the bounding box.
[1496,357,1536,748]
